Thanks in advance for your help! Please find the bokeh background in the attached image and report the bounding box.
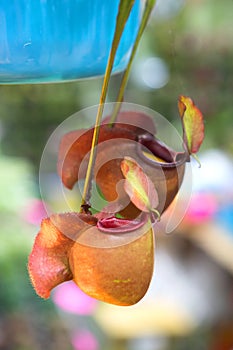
[0,0,233,349]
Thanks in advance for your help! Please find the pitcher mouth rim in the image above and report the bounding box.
[137,136,189,169]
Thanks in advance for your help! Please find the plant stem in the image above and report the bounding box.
[109,0,157,126]
[80,0,136,212]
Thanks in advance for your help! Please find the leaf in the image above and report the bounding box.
[28,213,97,298]
[57,125,129,189]
[58,112,156,190]
[121,157,159,215]
[178,95,205,155]
[28,216,73,298]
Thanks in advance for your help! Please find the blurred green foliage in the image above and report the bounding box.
[127,0,233,151]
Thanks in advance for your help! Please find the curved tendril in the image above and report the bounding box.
[151,208,161,222]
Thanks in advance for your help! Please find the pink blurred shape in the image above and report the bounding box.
[185,193,218,224]
[23,199,47,225]
[71,330,99,350]
[52,281,97,315]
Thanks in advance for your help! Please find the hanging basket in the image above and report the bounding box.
[0,0,140,84]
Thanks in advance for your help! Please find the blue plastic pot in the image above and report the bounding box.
[0,0,140,84]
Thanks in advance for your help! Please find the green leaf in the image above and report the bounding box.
[121,157,159,214]
[178,95,205,155]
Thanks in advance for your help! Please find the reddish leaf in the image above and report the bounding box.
[103,110,156,135]
[58,111,188,217]
[178,95,205,154]
[57,111,156,190]
[28,213,97,298]
[58,125,133,190]
[121,157,159,213]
